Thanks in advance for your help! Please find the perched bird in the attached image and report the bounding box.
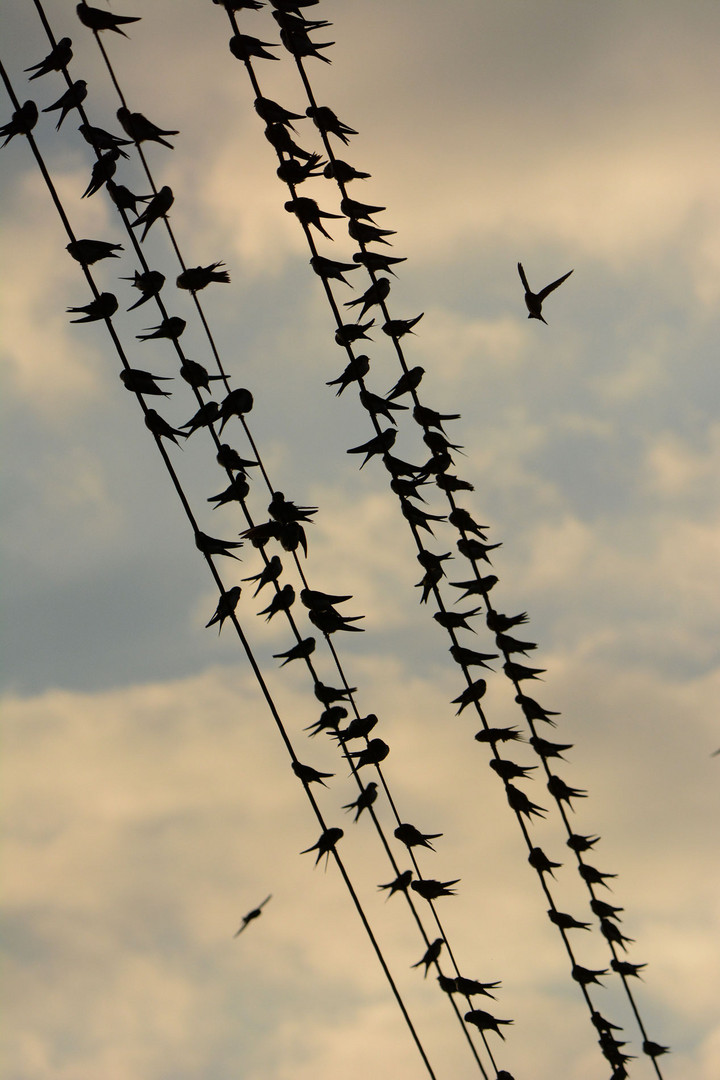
[117,106,178,148]
[528,847,561,877]
[314,682,355,705]
[258,583,295,620]
[107,180,144,215]
[348,219,396,245]
[449,575,497,601]
[264,123,314,160]
[547,775,587,808]
[277,155,325,185]
[400,499,445,535]
[437,974,457,994]
[285,197,342,240]
[464,1010,513,1039]
[1,101,38,146]
[434,607,482,632]
[81,150,121,198]
[488,610,529,633]
[411,878,459,900]
[504,660,545,682]
[353,250,406,275]
[643,1041,670,1059]
[136,316,186,342]
[131,185,174,241]
[233,894,271,936]
[611,959,646,978]
[308,606,364,634]
[341,196,385,222]
[273,637,316,666]
[310,255,358,285]
[209,478,248,511]
[413,405,461,437]
[25,38,73,80]
[452,678,487,714]
[66,291,117,323]
[343,782,378,821]
[394,823,442,851]
[383,314,424,339]
[229,33,280,62]
[411,938,443,976]
[77,2,141,35]
[591,1011,623,1035]
[333,714,378,741]
[217,444,258,473]
[347,739,389,769]
[474,726,524,745]
[300,588,352,611]
[180,401,220,435]
[490,758,536,781]
[324,159,371,182]
[120,368,172,397]
[67,238,123,265]
[177,262,230,290]
[515,693,559,726]
[378,869,413,898]
[305,707,347,738]
[144,408,187,446]
[517,262,573,324]
[496,632,537,656]
[548,909,591,931]
[205,586,242,633]
[579,863,617,888]
[269,490,316,523]
[590,897,623,921]
[300,826,343,867]
[292,761,334,786]
[123,268,166,309]
[386,366,425,401]
[359,388,408,425]
[219,388,255,431]
[254,96,304,129]
[181,358,224,392]
[79,122,132,157]
[334,320,374,346]
[567,833,601,854]
[195,531,243,560]
[280,25,334,63]
[326,354,370,395]
[600,919,634,951]
[530,735,573,761]
[458,977,501,1000]
[506,783,546,820]
[344,277,391,318]
[306,105,356,143]
[42,80,87,130]
[572,964,607,987]
[436,473,474,494]
[346,428,396,468]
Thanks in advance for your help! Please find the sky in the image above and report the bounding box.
[1,2,720,1079]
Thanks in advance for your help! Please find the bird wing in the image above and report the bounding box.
[537,268,573,301]
[517,262,531,291]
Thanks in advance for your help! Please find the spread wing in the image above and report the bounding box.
[537,269,573,301]
[517,262,531,292]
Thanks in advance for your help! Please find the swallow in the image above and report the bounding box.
[384,453,426,478]
[80,150,119,198]
[66,238,123,265]
[600,919,634,951]
[436,474,474,494]
[547,775,586,808]
[490,758,536,782]
[415,563,442,603]
[254,96,304,129]
[527,847,561,877]
[464,1010,513,1039]
[346,428,396,468]
[120,368,172,397]
[117,107,178,148]
[180,401,221,435]
[590,898,622,921]
[518,262,573,324]
[77,2,141,35]
[394,475,429,504]
[504,660,545,682]
[216,445,257,475]
[258,583,295,620]
[207,476,251,508]
[273,637,315,666]
[136,316,186,341]
[326,354,370,395]
[269,491,316,524]
[456,537,502,563]
[448,509,488,540]
[107,181,144,215]
[1,101,38,146]
[42,80,87,130]
[567,833,601,854]
[474,726,524,745]
[271,9,331,31]
[205,586,242,632]
[233,894,272,936]
[277,155,325,184]
[411,938,443,976]
[437,975,457,994]
[25,38,73,80]
[433,607,481,632]
[344,278,391,319]
[304,706,347,738]
[334,320,374,346]
[418,549,452,574]
[292,761,334,786]
[229,33,280,62]
[175,262,230,291]
[314,682,355,705]
[352,254,405,279]
[218,388,254,431]
[506,783,546,819]
[195,531,243,559]
[333,714,378,741]
[394,823,442,851]
[264,123,315,159]
[285,196,342,240]
[381,316,424,343]
[349,218,396,245]
[306,105,356,143]
[276,521,308,556]
[378,869,413,898]
[310,255,359,284]
[280,26,333,62]
[452,678,487,714]
[131,186,174,241]
[79,123,132,157]
[240,521,283,551]
[114,265,156,310]
[411,878,459,900]
[308,607,364,634]
[571,964,607,987]
[530,736,573,761]
[449,576,497,601]
[611,959,646,978]
[515,693,559,726]
[343,781,378,821]
[300,588,352,612]
[347,738,388,769]
[144,409,187,446]
[591,1012,623,1036]
[216,0,264,9]
[548,909,591,931]
[66,291,118,323]
[339,198,385,225]
[182,359,225,392]
[324,159,371,182]
[400,499,446,535]
[496,633,537,657]
[455,977,501,999]
[301,827,343,868]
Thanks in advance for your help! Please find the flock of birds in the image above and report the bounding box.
[1,3,670,1078]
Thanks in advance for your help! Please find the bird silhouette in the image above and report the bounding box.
[277,155,325,185]
[217,445,258,474]
[378,869,413,898]
[347,428,396,468]
[311,255,359,285]
[449,644,497,670]
[334,320,375,346]
[600,918,634,951]
[572,964,607,987]
[1,101,38,146]
[308,607,364,634]
[324,159,371,182]
[642,1040,670,1059]
[229,33,280,61]
[434,607,481,633]
[107,181,145,215]
[285,197,342,240]
[301,826,343,867]
[264,123,315,159]
[490,758,536,781]
[347,739,389,769]
[326,354,370,395]
[121,270,166,312]
[590,897,623,920]
[344,277,391,318]
[77,2,140,35]
[314,682,356,705]
[207,475,250,509]
[449,575,498,601]
[343,782,378,821]
[181,359,224,392]
[359,388,408,425]
[411,938,443,976]
[306,105,356,142]
[611,958,646,978]
[67,238,123,265]
[348,219,395,246]
[280,25,334,63]
[340,196,386,222]
[254,96,304,129]
[144,409,187,446]
[79,123,132,157]
[504,660,545,682]
[528,847,561,877]
[42,80,87,130]
[505,783,546,819]
[176,262,230,290]
[195,531,243,560]
[81,150,119,198]
[180,401,221,436]
[292,761,334,786]
[233,894,272,936]
[517,262,573,324]
[530,736,573,761]
[547,775,587,808]
[452,678,487,714]
[548,909,591,931]
[258,583,295,620]
[411,878,459,899]
[131,186,174,241]
[455,976,501,999]
[496,632,537,655]
[413,403,460,434]
[25,38,73,80]
[273,637,316,666]
[394,823,442,851]
[67,292,118,323]
[120,368,172,397]
[474,726,524,745]
[464,1010,513,1039]
[117,107,178,148]
[137,316,186,342]
[487,611,529,633]
[515,693,559,726]
[333,714,378,741]
[386,366,425,401]
[205,586,242,632]
[568,833,601,854]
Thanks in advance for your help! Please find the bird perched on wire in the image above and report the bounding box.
[464,1010,513,1039]
[77,2,140,35]
[333,714,378,742]
[205,586,242,633]
[527,847,561,878]
[120,368,172,397]
[347,739,389,769]
[386,366,424,401]
[343,782,378,821]
[1,101,38,146]
[181,359,224,393]
[310,255,359,285]
[452,678,487,714]
[383,314,424,339]
[306,105,356,143]
[66,292,118,323]
[456,976,501,999]
[136,316,186,342]
[347,428,396,469]
[195,531,243,560]
[394,823,442,850]
[489,758,536,781]
[122,269,166,311]
[572,964,608,987]
[273,637,316,666]
[277,154,325,185]
[82,150,120,199]
[66,238,123,265]
[144,409,187,447]
[131,186,174,241]
[229,33,280,62]
[334,320,374,346]
[258,583,295,621]
[42,80,87,130]
[292,761,334,787]
[254,96,304,129]
[107,180,145,215]
[180,401,221,436]
[177,263,230,291]
[285,197,342,240]
[411,878,459,900]
[324,159,371,182]
[326,354,370,396]
[547,775,586,809]
[207,476,250,509]
[242,556,283,596]
[411,938,443,976]
[233,894,271,936]
[264,123,314,160]
[117,107,178,149]
[517,262,573,324]
[505,783,546,820]
[548,909,591,931]
[344,278,391,318]
[79,123,132,157]
[378,869,413,898]
[280,25,333,62]
[474,726,523,746]
[300,827,343,867]
[25,38,73,80]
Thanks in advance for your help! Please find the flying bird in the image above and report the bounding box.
[517,262,573,324]
[117,107,178,148]
[411,938,443,976]
[42,80,87,130]
[25,38,73,80]
[394,823,442,851]
[1,101,38,146]
[233,894,272,936]
[205,586,242,632]
[77,2,141,35]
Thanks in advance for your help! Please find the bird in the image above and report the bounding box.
[66,292,118,323]
[107,181,145,215]
[300,827,343,867]
[411,938,443,976]
[434,607,481,633]
[254,96,304,129]
[505,784,546,819]
[464,1010,513,1039]
[600,919,634,951]
[347,739,389,769]
[530,736,573,761]
[547,775,587,808]
[452,678,487,714]
[292,761,334,787]
[233,894,272,936]
[285,196,343,240]
[177,262,230,291]
[269,491,316,524]
[412,404,460,434]
[305,707,348,738]
[81,151,120,198]
[334,320,374,346]
[383,314,424,339]
[273,637,316,666]
[120,368,172,397]
[517,262,573,324]
[437,974,457,994]
[121,269,166,311]
[411,878,459,900]
[205,586,242,632]
[579,863,617,889]
[195,531,243,560]
[79,123,132,157]
[229,33,280,62]
[394,823,442,850]
[490,758,536,781]
[42,80,87,130]
[308,607,364,634]
[144,409,187,446]
[218,388,255,431]
[359,389,408,426]
[136,316,186,342]
[117,107,178,148]
[436,473,474,494]
[314,682,355,706]
[378,869,413,898]
[611,958,646,978]
[264,123,315,159]
[528,847,562,877]
[324,159,371,182]
[66,238,123,265]
[306,105,357,143]
[572,964,607,987]
[386,366,425,401]
[217,445,258,474]
[455,976,501,999]
[333,714,378,741]
[326,354,370,395]
[515,693,559,726]
[504,660,545,682]
[180,401,221,435]
[348,219,395,245]
[352,250,405,274]
[643,1040,670,1059]
[548,909,591,931]
[310,255,359,285]
[77,2,141,35]
[567,833,601,853]
[343,782,378,821]
[277,154,325,186]
[449,576,497,601]
[300,588,353,612]
[487,610,529,633]
[474,726,524,745]
[344,278,391,318]
[131,186,174,241]
[340,196,386,222]
[346,428,396,468]
[25,38,73,80]
[1,101,39,146]
[280,25,334,63]
[496,632,537,655]
[181,359,224,392]
[258,583,295,620]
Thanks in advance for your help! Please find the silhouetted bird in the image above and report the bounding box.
[177,262,230,290]
[572,964,607,987]
[528,847,561,877]
[334,320,374,346]
[67,238,123,265]
[437,474,474,494]
[326,354,370,394]
[306,105,356,142]
[292,761,334,786]
[394,823,442,851]
[411,878,459,899]
[457,537,502,563]
[414,403,460,434]
[144,409,187,446]
[343,782,378,821]
[137,316,186,342]
[195,531,243,559]
[591,898,623,921]
[600,919,634,951]
[487,611,529,633]
[359,388,408,425]
[82,150,119,197]
[353,252,406,277]
[121,269,166,310]
[340,196,385,222]
[77,2,140,35]
[506,783,546,819]
[280,26,333,62]
[258,583,295,620]
[515,693,559,726]
[437,974,457,994]
[219,388,254,430]
[25,38,73,80]
[206,586,242,632]
[474,726,524,745]
[132,186,174,241]
[450,644,497,670]
[180,401,220,435]
[611,958,646,978]
[449,575,497,601]
[347,739,389,769]
[42,80,87,130]
[301,827,343,867]
[117,107,178,148]
[530,736,573,761]
[264,123,314,159]
[1,101,38,145]
[452,678,487,714]
[455,976,500,999]
[464,1010,513,1039]
[67,292,117,323]
[568,833,601,854]
[285,196,342,239]
[217,445,258,473]
[504,660,545,682]
[496,632,537,655]
[381,314,424,340]
[386,366,424,401]
[300,588,352,611]
[181,359,224,392]
[273,637,315,666]
[208,475,249,507]
[314,682,355,705]
[411,938,443,976]
[401,499,445,534]
[311,255,359,285]
[254,96,304,129]
[346,428,396,468]
[517,262,573,324]
[348,219,395,245]
[344,278,391,318]
[547,775,587,808]
[269,491,316,523]
[120,368,172,397]
[379,869,413,898]
[233,894,271,936]
[548,909,591,931]
[107,180,144,215]
[334,714,378,741]
[305,706,347,737]
[229,33,280,61]
[277,155,325,184]
[591,1011,623,1035]
[643,1041,670,1059]
[308,607,364,633]
[79,123,132,156]
[242,557,283,597]
[434,607,481,632]
[325,159,371,182]
[490,758,536,781]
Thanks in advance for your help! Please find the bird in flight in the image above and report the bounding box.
[517,262,573,324]
[233,894,272,936]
